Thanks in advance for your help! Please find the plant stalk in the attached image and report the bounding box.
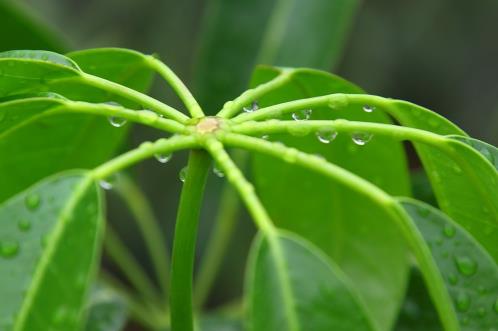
[169,150,211,331]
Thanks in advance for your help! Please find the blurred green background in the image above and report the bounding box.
[1,0,497,329]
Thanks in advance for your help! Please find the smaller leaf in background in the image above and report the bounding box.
[0,0,67,52]
[198,314,243,331]
[399,198,498,330]
[0,171,103,330]
[246,231,378,331]
[84,283,128,331]
[193,0,360,113]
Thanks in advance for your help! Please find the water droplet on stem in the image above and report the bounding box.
[351,132,373,146]
[292,109,312,121]
[316,128,338,144]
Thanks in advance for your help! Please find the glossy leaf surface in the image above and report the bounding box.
[0,171,103,330]
[246,232,378,331]
[250,66,410,330]
[400,198,498,330]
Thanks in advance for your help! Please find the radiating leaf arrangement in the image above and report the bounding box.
[0,46,496,331]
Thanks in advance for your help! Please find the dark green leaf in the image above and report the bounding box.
[194,0,360,113]
[246,231,378,331]
[251,66,410,330]
[400,198,498,330]
[0,48,155,201]
[84,283,128,331]
[0,171,103,330]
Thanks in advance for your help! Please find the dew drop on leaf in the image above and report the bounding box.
[443,224,456,238]
[108,116,127,128]
[243,101,259,113]
[292,109,312,121]
[455,292,471,312]
[213,164,225,178]
[454,256,478,276]
[25,193,41,211]
[155,153,172,164]
[448,273,458,285]
[18,219,31,232]
[363,105,375,113]
[316,128,338,144]
[351,132,373,146]
[0,239,20,258]
[179,167,188,182]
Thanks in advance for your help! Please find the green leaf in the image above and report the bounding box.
[0,97,125,202]
[0,48,155,201]
[450,135,498,170]
[194,0,360,113]
[246,231,378,331]
[250,66,410,330]
[355,97,498,265]
[399,198,498,330]
[0,171,103,330]
[84,283,128,331]
[0,1,67,52]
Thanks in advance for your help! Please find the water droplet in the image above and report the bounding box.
[292,109,312,121]
[154,153,172,164]
[455,292,471,312]
[213,164,225,178]
[443,224,456,238]
[448,273,458,285]
[179,167,188,182]
[316,128,338,144]
[363,105,375,113]
[454,256,478,276]
[25,193,41,211]
[0,239,19,258]
[18,219,31,232]
[243,101,259,113]
[351,132,373,146]
[261,135,270,140]
[99,180,113,190]
[108,116,127,128]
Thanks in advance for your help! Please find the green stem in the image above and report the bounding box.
[115,175,170,302]
[194,150,247,308]
[104,226,160,304]
[230,93,409,124]
[170,150,211,331]
[203,138,300,330]
[231,119,446,145]
[218,132,459,330]
[146,56,204,118]
[91,135,199,180]
[62,101,187,134]
[80,72,190,123]
[216,70,292,119]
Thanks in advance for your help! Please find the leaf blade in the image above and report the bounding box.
[0,171,103,330]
